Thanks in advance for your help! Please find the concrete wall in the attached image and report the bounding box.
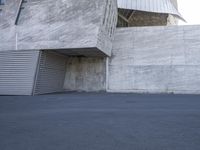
[109,25,200,94]
[97,0,118,55]
[0,0,117,56]
[64,57,106,92]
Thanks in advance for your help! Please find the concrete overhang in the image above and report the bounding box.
[53,48,108,57]
[0,0,117,57]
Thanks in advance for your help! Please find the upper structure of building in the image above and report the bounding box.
[0,0,183,56]
[117,0,183,27]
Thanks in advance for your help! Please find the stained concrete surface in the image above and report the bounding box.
[64,57,106,92]
[0,93,200,150]
[0,0,117,56]
[109,25,200,94]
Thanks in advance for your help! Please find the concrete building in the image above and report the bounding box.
[0,0,200,95]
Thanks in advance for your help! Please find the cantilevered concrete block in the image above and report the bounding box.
[0,0,118,56]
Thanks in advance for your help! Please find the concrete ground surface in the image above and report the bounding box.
[0,93,200,150]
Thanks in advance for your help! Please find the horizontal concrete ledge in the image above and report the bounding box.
[0,48,109,57]
[54,47,109,57]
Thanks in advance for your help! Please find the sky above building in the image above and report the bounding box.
[178,0,200,25]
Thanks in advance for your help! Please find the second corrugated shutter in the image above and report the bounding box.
[33,51,67,95]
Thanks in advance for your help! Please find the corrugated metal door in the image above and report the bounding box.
[33,51,67,95]
[0,50,40,95]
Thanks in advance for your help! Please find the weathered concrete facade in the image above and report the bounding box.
[109,25,200,94]
[64,57,106,92]
[0,0,117,56]
[1,0,200,95]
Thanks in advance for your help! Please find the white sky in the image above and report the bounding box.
[178,0,200,25]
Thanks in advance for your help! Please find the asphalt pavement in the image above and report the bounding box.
[0,92,200,150]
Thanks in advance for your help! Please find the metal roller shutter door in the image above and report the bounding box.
[33,51,67,95]
[0,50,40,95]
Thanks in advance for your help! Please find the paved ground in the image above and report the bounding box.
[0,93,200,150]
